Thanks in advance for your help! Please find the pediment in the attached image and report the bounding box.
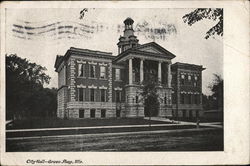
[135,42,176,59]
[137,46,163,54]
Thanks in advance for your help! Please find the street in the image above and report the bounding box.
[6,128,223,151]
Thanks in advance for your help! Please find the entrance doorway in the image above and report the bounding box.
[144,96,159,117]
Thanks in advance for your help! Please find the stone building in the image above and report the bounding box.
[54,18,205,119]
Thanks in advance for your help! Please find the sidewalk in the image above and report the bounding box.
[144,117,223,129]
[7,126,221,141]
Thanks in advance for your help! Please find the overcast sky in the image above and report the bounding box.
[6,8,223,95]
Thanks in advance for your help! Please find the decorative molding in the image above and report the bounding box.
[88,61,97,65]
[99,85,108,89]
[88,84,97,89]
[114,87,122,91]
[99,62,108,66]
[76,84,86,88]
[76,60,86,64]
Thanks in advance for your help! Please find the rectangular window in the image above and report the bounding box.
[196,110,199,118]
[188,94,192,104]
[116,91,121,102]
[116,109,121,117]
[90,109,95,118]
[101,109,106,118]
[100,66,106,79]
[181,75,185,85]
[100,89,106,102]
[115,68,121,80]
[79,109,84,118]
[189,110,193,118]
[182,110,186,118]
[136,95,139,103]
[78,64,85,77]
[78,88,84,101]
[90,89,95,101]
[89,65,96,78]
[180,94,185,104]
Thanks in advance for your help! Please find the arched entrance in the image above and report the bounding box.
[144,95,159,117]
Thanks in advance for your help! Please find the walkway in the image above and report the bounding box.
[144,117,223,129]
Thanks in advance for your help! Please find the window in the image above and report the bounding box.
[89,65,96,78]
[78,64,85,77]
[79,109,84,118]
[90,89,95,102]
[188,94,192,104]
[188,75,191,81]
[135,95,139,103]
[164,96,167,104]
[194,82,197,87]
[115,68,121,80]
[194,76,198,81]
[116,91,121,102]
[101,109,106,118]
[78,88,84,101]
[180,94,185,104]
[195,95,200,104]
[100,66,106,79]
[100,89,106,102]
[172,93,176,104]
[182,110,186,118]
[189,110,193,118]
[116,109,121,117]
[196,110,199,118]
[181,74,185,85]
[90,109,95,118]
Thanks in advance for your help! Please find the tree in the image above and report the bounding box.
[183,8,223,39]
[140,75,160,126]
[209,74,223,110]
[6,54,51,120]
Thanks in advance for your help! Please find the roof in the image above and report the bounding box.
[113,41,176,62]
[69,47,113,57]
[54,47,114,71]
[124,17,134,24]
[171,62,206,71]
[136,42,176,59]
[54,55,64,71]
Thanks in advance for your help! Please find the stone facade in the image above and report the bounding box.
[54,18,205,119]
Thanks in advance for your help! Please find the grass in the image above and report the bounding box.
[6,128,223,151]
[7,117,172,130]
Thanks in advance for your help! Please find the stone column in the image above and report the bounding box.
[168,62,172,88]
[129,58,133,85]
[140,59,144,83]
[158,61,162,83]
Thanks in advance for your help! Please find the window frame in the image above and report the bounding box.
[79,109,85,118]
[89,64,96,78]
[78,88,84,101]
[100,89,107,102]
[115,90,122,102]
[100,66,106,79]
[90,109,96,118]
[78,63,85,77]
[101,109,106,118]
[115,68,121,81]
[90,89,95,102]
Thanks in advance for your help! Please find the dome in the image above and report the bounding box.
[123,17,134,25]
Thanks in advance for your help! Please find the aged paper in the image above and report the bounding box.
[0,0,249,165]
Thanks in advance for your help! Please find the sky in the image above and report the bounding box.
[5,8,223,95]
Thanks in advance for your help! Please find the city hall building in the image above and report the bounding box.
[54,18,205,119]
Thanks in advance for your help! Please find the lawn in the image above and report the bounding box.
[6,128,223,151]
[7,117,171,130]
